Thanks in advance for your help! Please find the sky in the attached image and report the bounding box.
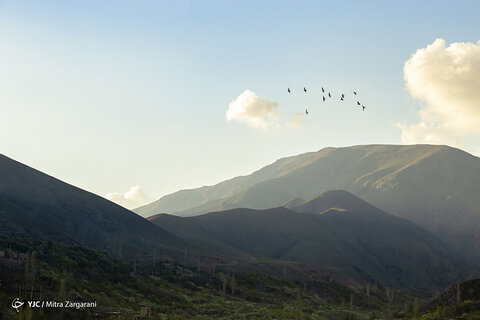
[1,0,479,209]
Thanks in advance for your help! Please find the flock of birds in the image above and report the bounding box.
[287,86,367,115]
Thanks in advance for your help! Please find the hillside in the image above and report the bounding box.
[2,235,478,319]
[136,144,480,263]
[149,190,474,290]
[0,154,185,258]
[426,279,480,309]
[0,235,395,320]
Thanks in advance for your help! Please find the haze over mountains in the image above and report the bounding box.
[0,154,185,258]
[1,146,478,291]
[149,190,473,290]
[135,144,480,262]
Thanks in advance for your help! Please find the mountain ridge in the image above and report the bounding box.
[136,144,480,263]
[135,144,451,216]
[0,153,186,258]
[149,190,475,290]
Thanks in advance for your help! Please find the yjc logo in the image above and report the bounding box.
[11,298,24,313]
[28,301,42,308]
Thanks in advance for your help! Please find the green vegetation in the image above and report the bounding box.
[397,300,480,320]
[0,236,383,319]
[1,236,479,319]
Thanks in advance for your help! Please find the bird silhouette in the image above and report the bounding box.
[328,92,331,98]
[321,87,325,93]
[357,101,361,105]
[288,88,291,93]
[362,105,366,111]
[341,94,345,98]
[323,96,326,102]
[304,87,307,93]
[305,109,309,115]
[341,97,344,101]
[353,91,357,95]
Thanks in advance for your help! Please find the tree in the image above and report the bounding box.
[350,293,354,312]
[413,297,419,318]
[218,273,227,296]
[24,252,36,284]
[230,274,236,295]
[295,289,304,320]
[456,283,461,305]
[404,301,413,318]
[385,286,392,303]
[59,278,66,301]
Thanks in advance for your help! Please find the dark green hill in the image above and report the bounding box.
[150,190,474,290]
[0,154,185,258]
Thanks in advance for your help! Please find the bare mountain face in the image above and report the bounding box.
[135,144,480,263]
[149,190,475,290]
[0,154,185,258]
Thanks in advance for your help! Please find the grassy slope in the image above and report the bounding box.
[0,236,398,320]
[1,236,478,319]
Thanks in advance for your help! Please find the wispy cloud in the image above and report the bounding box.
[398,39,480,147]
[288,112,306,128]
[105,186,151,210]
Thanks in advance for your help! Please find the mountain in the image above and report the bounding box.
[289,190,379,214]
[149,190,474,290]
[135,144,480,263]
[0,154,185,258]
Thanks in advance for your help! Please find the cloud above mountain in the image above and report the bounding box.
[398,38,480,146]
[226,90,281,129]
[105,186,151,209]
[288,112,306,128]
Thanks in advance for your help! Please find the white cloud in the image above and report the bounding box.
[397,122,462,146]
[398,38,480,146]
[288,112,306,128]
[226,90,281,129]
[105,186,151,210]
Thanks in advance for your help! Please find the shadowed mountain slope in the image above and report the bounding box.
[426,279,480,309]
[137,145,480,263]
[0,154,185,258]
[150,190,474,290]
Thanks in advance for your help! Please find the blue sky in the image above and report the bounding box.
[1,1,479,208]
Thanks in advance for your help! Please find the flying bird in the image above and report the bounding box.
[357,101,361,105]
[353,91,357,95]
[341,97,344,101]
[288,88,291,93]
[362,105,366,111]
[328,92,331,98]
[323,96,326,102]
[304,87,307,93]
[305,109,309,115]
[322,87,325,93]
